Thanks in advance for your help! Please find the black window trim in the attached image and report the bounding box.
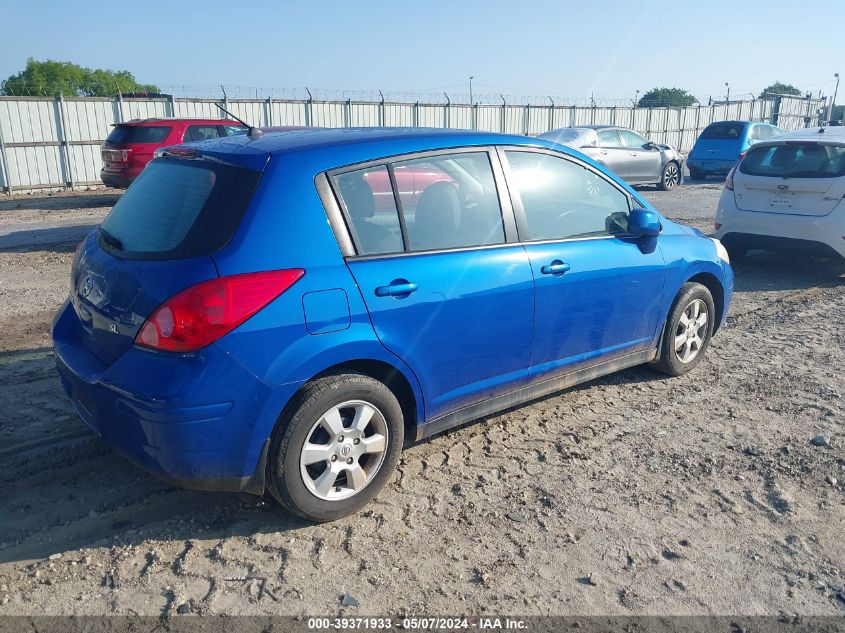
[315,144,647,261]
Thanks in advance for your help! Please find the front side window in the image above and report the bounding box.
[334,166,404,256]
[394,152,504,251]
[619,129,649,148]
[505,151,630,241]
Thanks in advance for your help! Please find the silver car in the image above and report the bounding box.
[538,126,684,190]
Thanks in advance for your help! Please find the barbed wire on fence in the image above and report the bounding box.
[2,80,825,110]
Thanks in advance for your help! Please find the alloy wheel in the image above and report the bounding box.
[674,298,708,363]
[663,163,680,188]
[299,400,389,501]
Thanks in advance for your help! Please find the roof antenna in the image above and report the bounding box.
[217,86,263,140]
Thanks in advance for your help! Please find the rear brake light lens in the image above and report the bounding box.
[714,223,722,230]
[136,269,305,352]
[725,165,737,191]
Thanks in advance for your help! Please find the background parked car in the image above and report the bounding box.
[538,125,684,190]
[100,118,246,188]
[715,126,845,260]
[687,120,782,180]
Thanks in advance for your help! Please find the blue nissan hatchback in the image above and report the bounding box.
[53,128,733,521]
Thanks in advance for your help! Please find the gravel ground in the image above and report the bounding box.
[0,183,843,617]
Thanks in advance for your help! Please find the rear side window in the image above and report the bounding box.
[597,129,622,147]
[740,143,845,178]
[106,125,171,144]
[99,158,260,259]
[184,125,222,142]
[334,152,505,255]
[394,153,504,251]
[505,151,630,241]
[700,122,747,140]
[334,166,404,256]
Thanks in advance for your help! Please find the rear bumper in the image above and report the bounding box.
[687,158,734,175]
[99,170,135,189]
[715,191,845,259]
[52,299,301,493]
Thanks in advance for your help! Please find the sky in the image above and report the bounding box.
[1,0,843,104]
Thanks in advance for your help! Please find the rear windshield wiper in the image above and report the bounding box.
[98,227,123,251]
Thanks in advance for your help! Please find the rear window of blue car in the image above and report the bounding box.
[98,158,260,260]
[700,122,747,140]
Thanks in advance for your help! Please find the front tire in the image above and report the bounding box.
[266,372,404,522]
[652,282,716,376]
[658,161,681,190]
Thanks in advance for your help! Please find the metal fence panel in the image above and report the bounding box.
[0,95,826,193]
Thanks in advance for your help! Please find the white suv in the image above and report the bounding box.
[714,126,845,260]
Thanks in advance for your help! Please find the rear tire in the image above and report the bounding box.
[266,372,404,522]
[658,161,681,190]
[652,283,716,377]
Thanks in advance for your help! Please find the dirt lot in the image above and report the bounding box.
[0,183,843,617]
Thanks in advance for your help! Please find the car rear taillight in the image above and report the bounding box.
[102,148,130,164]
[715,223,722,230]
[725,165,737,191]
[136,269,305,352]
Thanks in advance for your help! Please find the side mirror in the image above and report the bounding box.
[628,208,661,237]
[645,141,659,150]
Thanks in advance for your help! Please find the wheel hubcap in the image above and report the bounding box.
[664,164,679,188]
[299,400,388,501]
[674,299,708,363]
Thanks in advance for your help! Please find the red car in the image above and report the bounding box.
[100,118,246,188]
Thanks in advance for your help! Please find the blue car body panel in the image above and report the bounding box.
[52,127,733,493]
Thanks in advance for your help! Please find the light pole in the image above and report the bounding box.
[469,76,474,106]
[725,82,730,104]
[634,89,640,106]
[830,73,840,125]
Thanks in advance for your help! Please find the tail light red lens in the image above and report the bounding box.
[725,165,737,191]
[136,269,305,352]
[714,223,722,230]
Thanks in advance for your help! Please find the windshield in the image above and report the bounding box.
[700,122,747,140]
[99,158,261,259]
[739,143,845,178]
[106,125,171,144]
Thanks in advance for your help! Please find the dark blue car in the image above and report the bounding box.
[52,128,733,522]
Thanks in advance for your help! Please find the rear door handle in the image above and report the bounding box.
[375,281,418,297]
[540,261,570,275]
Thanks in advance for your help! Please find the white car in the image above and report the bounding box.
[715,126,845,260]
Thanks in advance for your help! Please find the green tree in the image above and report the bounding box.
[637,87,697,108]
[759,82,801,98]
[0,58,159,97]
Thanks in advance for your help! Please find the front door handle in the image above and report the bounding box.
[540,261,570,275]
[375,280,418,297]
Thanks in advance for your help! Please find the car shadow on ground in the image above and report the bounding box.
[730,251,845,294]
[0,252,842,565]
[0,193,121,213]
[0,225,96,252]
[0,347,312,565]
